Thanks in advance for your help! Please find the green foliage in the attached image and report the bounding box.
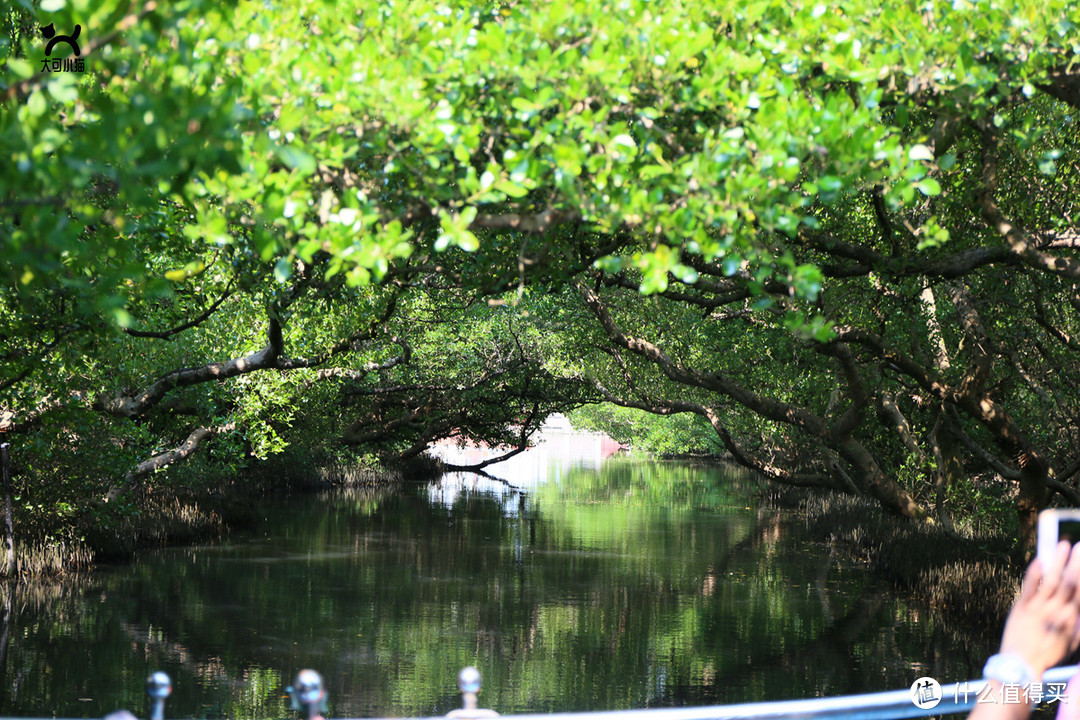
[946,474,1020,538]
[3,0,1080,554]
[5,0,1077,304]
[568,405,722,457]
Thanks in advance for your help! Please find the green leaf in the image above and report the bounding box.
[916,178,942,196]
[510,97,537,112]
[908,144,934,161]
[495,180,529,198]
[456,230,479,252]
[48,75,80,103]
[593,256,624,273]
[26,90,47,118]
[7,59,34,79]
[274,257,292,282]
[111,307,133,328]
[817,175,843,203]
[277,146,316,176]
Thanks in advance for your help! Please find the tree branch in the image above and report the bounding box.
[798,230,1016,279]
[590,381,847,491]
[441,403,542,472]
[472,208,579,234]
[123,283,235,340]
[979,129,1080,279]
[314,337,412,380]
[878,391,929,464]
[943,406,1020,480]
[579,283,924,516]
[576,279,831,438]
[95,317,284,418]
[944,282,994,393]
[98,294,401,418]
[105,422,235,502]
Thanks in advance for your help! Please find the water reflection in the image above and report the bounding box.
[428,414,626,490]
[0,456,994,720]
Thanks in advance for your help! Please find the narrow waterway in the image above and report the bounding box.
[0,424,994,719]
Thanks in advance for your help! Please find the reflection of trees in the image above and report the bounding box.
[0,576,154,718]
[0,466,998,719]
[118,620,248,697]
[684,586,885,704]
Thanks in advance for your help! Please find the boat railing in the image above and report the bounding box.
[11,663,1079,720]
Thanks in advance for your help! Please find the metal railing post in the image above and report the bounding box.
[145,671,171,720]
[288,669,328,720]
[446,667,498,719]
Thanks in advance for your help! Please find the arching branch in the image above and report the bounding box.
[95,317,285,418]
[578,280,926,518]
[979,129,1080,279]
[105,422,236,502]
[96,294,401,418]
[123,283,235,340]
[441,403,543,472]
[589,381,848,491]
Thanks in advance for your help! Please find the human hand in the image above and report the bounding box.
[999,540,1080,679]
[1055,672,1080,720]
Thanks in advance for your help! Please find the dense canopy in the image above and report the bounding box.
[3,0,1080,560]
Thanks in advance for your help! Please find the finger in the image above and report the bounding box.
[1041,541,1073,596]
[1063,543,1080,592]
[1023,554,1047,602]
[1049,542,1080,604]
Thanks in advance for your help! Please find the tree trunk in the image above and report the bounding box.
[836,437,927,520]
[930,412,963,528]
[1,444,12,577]
[1017,453,1050,562]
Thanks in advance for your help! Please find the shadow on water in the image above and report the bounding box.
[0,460,998,720]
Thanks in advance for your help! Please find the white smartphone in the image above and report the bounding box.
[1037,509,1080,563]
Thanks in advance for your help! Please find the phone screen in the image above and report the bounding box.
[1060,520,1080,546]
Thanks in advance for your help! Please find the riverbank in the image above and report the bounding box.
[3,452,444,577]
[657,453,1023,627]
[769,487,1019,627]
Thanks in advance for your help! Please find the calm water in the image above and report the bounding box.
[0,431,995,719]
